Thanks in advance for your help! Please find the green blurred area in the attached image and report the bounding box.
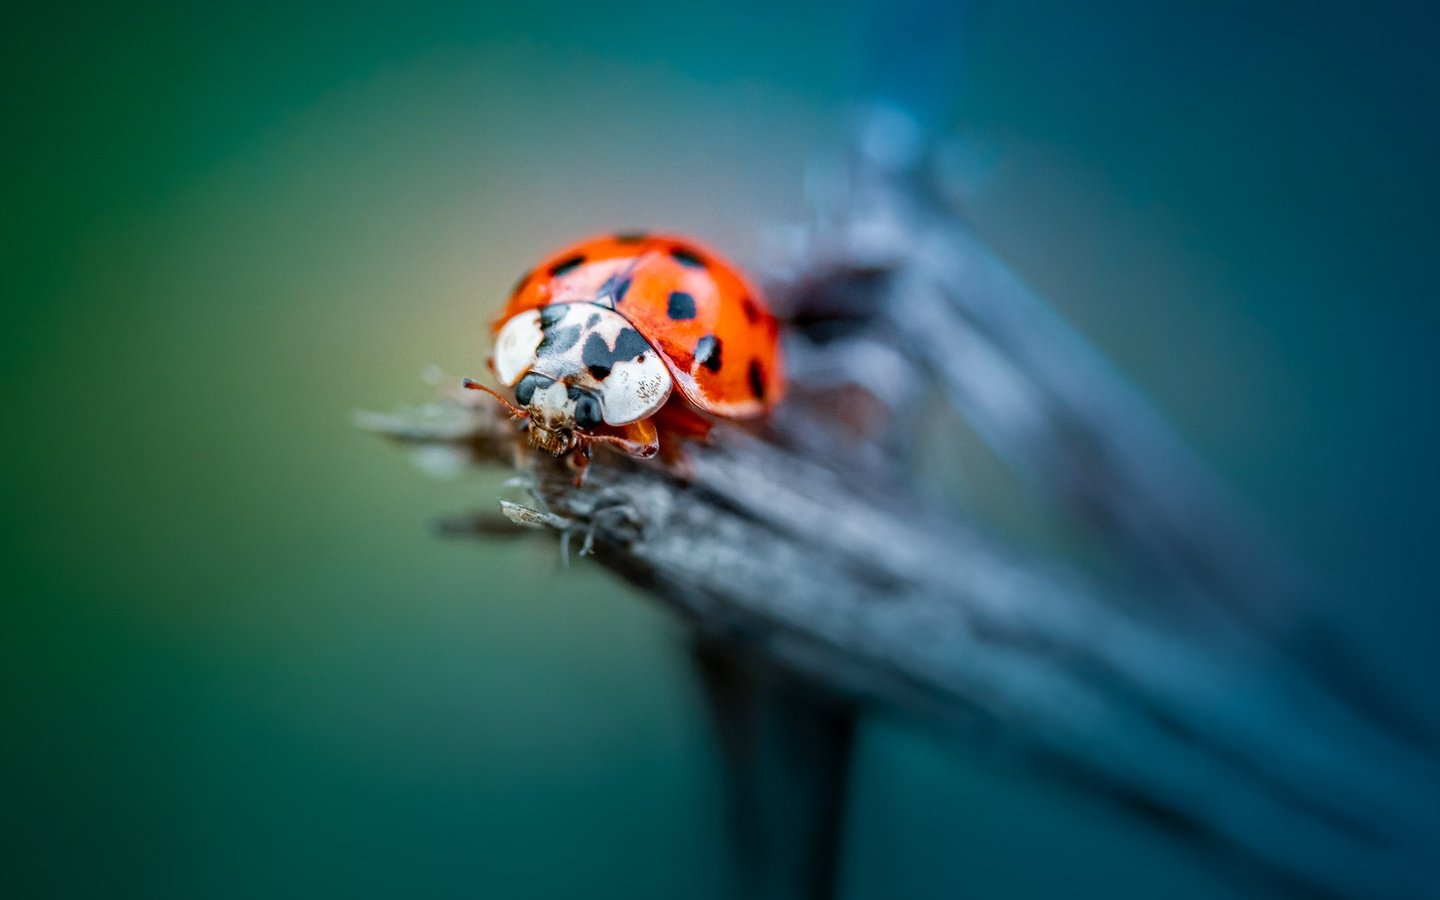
[4,2,1435,898]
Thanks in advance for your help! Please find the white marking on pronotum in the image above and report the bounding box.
[493,303,674,426]
[492,309,545,386]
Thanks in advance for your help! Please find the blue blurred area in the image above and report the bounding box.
[2,2,1436,897]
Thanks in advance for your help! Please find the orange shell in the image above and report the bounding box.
[494,232,784,419]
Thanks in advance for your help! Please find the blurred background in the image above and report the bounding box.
[4,2,1436,897]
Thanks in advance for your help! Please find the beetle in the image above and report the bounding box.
[467,232,784,479]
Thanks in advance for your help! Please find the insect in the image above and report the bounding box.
[466,232,784,480]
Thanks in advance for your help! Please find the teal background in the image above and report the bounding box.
[5,3,1436,897]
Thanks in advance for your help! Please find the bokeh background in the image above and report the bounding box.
[5,2,1436,897]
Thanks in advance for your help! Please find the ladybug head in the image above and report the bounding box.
[513,372,603,456]
[462,372,602,455]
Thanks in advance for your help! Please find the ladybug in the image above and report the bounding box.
[466,232,784,478]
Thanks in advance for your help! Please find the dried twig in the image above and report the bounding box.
[363,109,1440,898]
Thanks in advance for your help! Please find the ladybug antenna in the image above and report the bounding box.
[462,378,529,419]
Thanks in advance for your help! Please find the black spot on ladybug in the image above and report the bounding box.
[537,324,581,356]
[581,338,610,377]
[614,231,648,244]
[741,296,760,323]
[667,291,697,320]
[694,335,722,372]
[582,328,650,381]
[549,254,586,277]
[511,269,532,296]
[617,329,650,358]
[596,274,632,307]
[538,305,566,327]
[585,313,601,329]
[748,360,767,400]
[670,246,706,268]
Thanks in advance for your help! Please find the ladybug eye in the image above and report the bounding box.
[573,391,602,430]
[514,372,552,406]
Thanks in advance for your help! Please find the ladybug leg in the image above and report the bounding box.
[586,419,660,460]
[620,418,660,458]
[567,443,593,487]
